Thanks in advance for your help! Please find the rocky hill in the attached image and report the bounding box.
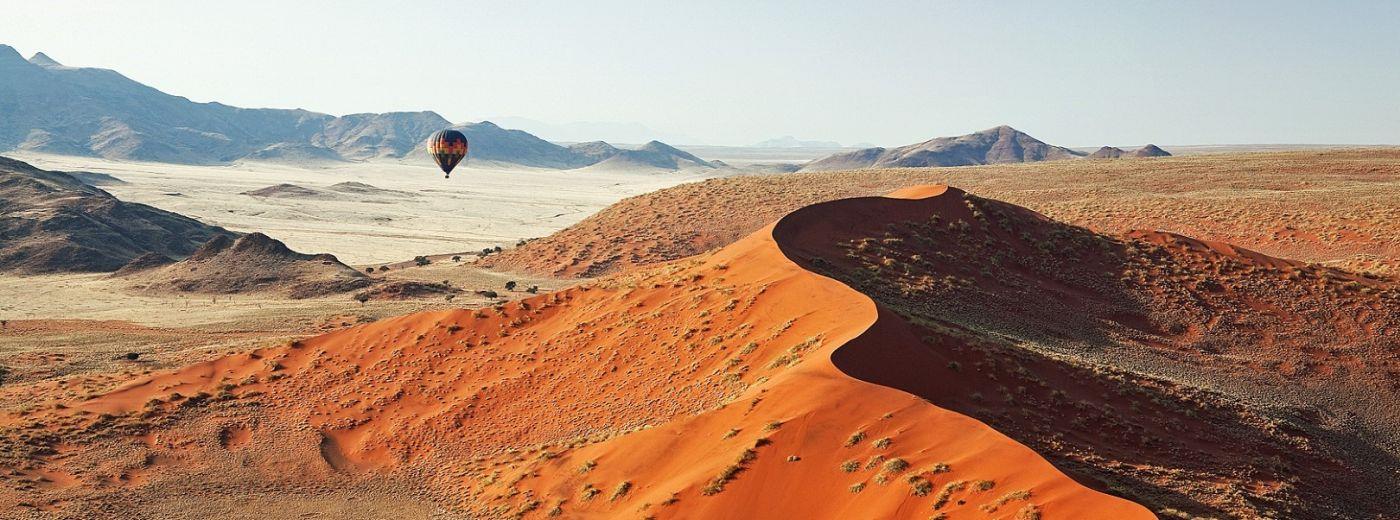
[801,126,1082,171]
[1088,146,1126,159]
[119,232,371,298]
[0,156,234,273]
[1090,145,1172,159]
[1133,144,1172,157]
[580,140,714,171]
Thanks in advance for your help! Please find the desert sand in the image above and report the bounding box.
[2,186,1165,519]
[8,152,724,265]
[3,154,1397,519]
[487,149,1400,278]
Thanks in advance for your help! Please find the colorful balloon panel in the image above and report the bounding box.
[427,129,469,177]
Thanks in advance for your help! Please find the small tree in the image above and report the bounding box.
[414,256,431,266]
[452,255,462,262]
[481,247,493,256]
[445,294,456,302]
[493,246,503,253]
[378,266,390,272]
[354,293,370,304]
[526,285,539,294]
[505,280,518,291]
[364,267,375,274]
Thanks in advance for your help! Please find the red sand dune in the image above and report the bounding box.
[0,186,1159,518]
[1,185,1157,518]
[7,184,1397,518]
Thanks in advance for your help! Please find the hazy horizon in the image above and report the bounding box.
[4,0,1398,147]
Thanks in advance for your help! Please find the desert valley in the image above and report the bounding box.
[2,4,1399,520]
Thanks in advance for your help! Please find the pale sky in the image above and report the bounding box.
[4,0,1398,146]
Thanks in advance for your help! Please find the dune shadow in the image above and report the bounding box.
[769,187,1396,519]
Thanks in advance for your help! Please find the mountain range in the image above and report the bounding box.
[800,125,1084,171]
[751,136,844,148]
[0,45,709,171]
[1088,144,1173,159]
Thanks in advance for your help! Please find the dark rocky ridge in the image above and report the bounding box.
[0,156,235,273]
[126,232,371,298]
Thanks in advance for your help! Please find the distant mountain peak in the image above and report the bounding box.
[0,44,24,64]
[1133,144,1172,157]
[1089,146,1126,159]
[752,135,844,148]
[801,126,1080,172]
[28,52,62,67]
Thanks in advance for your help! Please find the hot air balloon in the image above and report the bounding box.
[427,129,469,178]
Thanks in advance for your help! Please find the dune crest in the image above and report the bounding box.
[4,186,1158,518]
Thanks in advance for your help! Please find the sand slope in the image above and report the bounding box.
[482,149,1400,278]
[1,186,1152,518]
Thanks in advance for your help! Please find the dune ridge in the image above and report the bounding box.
[2,187,1185,518]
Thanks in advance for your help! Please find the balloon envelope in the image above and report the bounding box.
[427,130,469,177]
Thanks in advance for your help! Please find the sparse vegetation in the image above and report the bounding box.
[844,431,866,447]
[611,481,632,500]
[909,475,934,496]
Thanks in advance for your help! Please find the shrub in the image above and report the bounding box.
[844,431,866,447]
[883,457,909,473]
[505,280,518,291]
[933,481,967,509]
[840,460,860,472]
[873,437,891,449]
[849,482,866,493]
[414,256,431,266]
[909,476,933,496]
[578,460,596,474]
[581,484,600,501]
[611,481,632,500]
